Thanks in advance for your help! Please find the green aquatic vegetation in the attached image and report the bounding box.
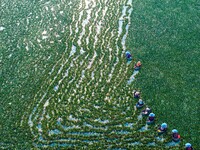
[127,0,200,148]
[1,0,199,149]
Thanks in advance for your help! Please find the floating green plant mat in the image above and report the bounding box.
[1,0,199,149]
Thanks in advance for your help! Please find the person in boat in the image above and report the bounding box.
[134,61,142,70]
[133,90,140,98]
[172,129,181,142]
[125,51,132,61]
[185,143,193,150]
[157,123,167,135]
[142,107,151,116]
[136,99,144,108]
[146,113,155,125]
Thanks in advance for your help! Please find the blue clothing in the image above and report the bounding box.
[172,129,178,133]
[126,53,132,58]
[126,52,132,61]
[161,123,167,129]
[185,143,192,148]
[134,66,140,71]
[136,102,144,108]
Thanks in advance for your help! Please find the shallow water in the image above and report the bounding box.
[127,70,139,84]
[0,26,5,31]
[2,0,193,149]
[166,141,180,147]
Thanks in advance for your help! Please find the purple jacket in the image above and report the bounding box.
[159,127,167,132]
[126,53,131,58]
[186,147,193,150]
[148,117,154,121]
[172,133,179,139]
